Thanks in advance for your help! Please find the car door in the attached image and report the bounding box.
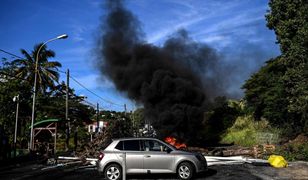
[122,140,145,174]
[142,140,174,173]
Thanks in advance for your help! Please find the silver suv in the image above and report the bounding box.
[97,138,207,180]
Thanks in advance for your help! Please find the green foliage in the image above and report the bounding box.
[221,115,281,147]
[243,58,289,125]
[243,0,308,136]
[0,59,32,144]
[130,108,146,137]
[12,43,62,94]
[201,97,239,145]
[131,108,145,130]
[0,45,95,150]
[274,143,308,161]
[103,111,133,139]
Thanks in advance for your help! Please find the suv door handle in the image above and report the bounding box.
[144,155,151,158]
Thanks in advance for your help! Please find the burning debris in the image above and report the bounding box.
[164,136,187,149]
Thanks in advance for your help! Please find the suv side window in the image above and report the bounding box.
[114,141,124,150]
[144,140,171,152]
[123,140,140,151]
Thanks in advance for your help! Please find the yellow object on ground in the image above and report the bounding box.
[268,155,288,168]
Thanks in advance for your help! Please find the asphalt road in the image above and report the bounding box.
[2,161,308,180]
[0,163,283,180]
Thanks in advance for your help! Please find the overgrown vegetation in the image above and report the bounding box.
[243,0,308,136]
[0,44,96,159]
[221,115,280,147]
[275,144,308,161]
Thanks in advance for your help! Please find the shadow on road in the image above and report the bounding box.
[127,168,217,179]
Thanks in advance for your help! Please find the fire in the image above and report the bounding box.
[164,136,187,149]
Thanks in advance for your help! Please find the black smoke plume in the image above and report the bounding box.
[97,0,232,145]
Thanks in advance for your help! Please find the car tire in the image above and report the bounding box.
[177,162,194,180]
[104,164,122,180]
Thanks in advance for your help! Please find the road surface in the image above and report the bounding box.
[0,162,307,180]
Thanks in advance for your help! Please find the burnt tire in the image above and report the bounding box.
[177,162,194,180]
[104,164,122,180]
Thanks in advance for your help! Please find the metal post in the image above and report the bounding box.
[30,34,68,151]
[96,103,99,132]
[66,69,70,151]
[54,123,57,154]
[30,56,38,150]
[122,152,126,180]
[13,95,19,158]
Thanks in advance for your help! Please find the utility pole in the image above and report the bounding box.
[96,103,99,133]
[13,95,19,158]
[124,104,127,115]
[65,69,70,151]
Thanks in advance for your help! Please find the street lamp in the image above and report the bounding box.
[29,34,68,150]
[13,94,19,157]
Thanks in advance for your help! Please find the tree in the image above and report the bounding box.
[243,0,308,135]
[102,111,133,139]
[131,108,145,135]
[12,43,62,94]
[267,0,308,132]
[202,97,239,145]
[0,59,32,148]
[243,58,290,127]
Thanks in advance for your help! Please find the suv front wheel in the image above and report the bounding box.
[104,164,122,180]
[177,162,194,180]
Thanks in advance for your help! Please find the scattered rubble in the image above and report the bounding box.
[187,144,275,158]
[76,133,112,158]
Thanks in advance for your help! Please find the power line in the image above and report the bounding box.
[0,49,22,59]
[83,100,105,111]
[83,99,96,107]
[69,74,122,107]
[59,70,122,107]
[57,69,66,74]
[0,49,123,108]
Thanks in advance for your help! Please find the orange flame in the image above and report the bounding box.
[164,136,187,149]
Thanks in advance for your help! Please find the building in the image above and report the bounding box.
[87,121,108,133]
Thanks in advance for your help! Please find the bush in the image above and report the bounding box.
[274,143,308,161]
[221,115,280,147]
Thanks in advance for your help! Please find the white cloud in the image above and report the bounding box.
[71,25,86,42]
[201,35,226,43]
[145,1,266,45]
[62,46,90,56]
[195,14,264,37]
[147,16,206,43]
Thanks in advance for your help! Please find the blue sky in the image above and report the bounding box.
[0,0,280,112]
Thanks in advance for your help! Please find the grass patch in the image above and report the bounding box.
[221,115,280,147]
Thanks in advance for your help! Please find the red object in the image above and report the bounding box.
[164,136,187,149]
[99,153,104,160]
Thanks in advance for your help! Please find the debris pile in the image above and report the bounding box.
[76,133,112,158]
[187,144,275,158]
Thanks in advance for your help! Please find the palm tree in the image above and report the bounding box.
[12,43,62,94]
